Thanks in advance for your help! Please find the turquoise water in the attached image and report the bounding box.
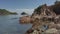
[0,15,32,34]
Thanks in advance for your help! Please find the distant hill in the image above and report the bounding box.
[0,9,17,15]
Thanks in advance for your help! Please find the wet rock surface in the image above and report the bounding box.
[19,1,60,34]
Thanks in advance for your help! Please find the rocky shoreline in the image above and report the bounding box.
[19,1,60,34]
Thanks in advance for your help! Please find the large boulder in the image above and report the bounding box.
[19,16,32,24]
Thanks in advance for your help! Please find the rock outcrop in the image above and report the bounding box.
[19,1,60,34]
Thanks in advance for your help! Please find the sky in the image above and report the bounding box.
[0,0,57,14]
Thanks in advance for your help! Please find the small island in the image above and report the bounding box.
[0,9,17,15]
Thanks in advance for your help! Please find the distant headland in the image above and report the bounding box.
[0,9,17,15]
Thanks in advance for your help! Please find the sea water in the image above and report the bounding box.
[0,15,32,34]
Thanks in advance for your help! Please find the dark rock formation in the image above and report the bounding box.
[50,1,60,15]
